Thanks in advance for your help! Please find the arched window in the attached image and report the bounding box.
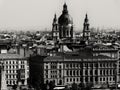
[59,80,62,85]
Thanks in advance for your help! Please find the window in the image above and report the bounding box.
[103,77,105,81]
[10,66,11,69]
[110,77,111,81]
[46,75,48,78]
[106,70,108,75]
[90,70,92,75]
[16,65,18,69]
[113,77,115,81]
[103,70,105,75]
[16,61,18,64]
[66,78,68,82]
[9,75,11,79]
[6,75,8,79]
[21,61,24,64]
[6,66,8,69]
[76,64,79,68]
[70,64,72,68]
[85,77,88,82]
[103,63,105,67]
[85,70,88,75]
[113,70,115,75]
[100,77,102,81]
[59,65,61,69]
[6,70,8,73]
[95,63,98,68]
[59,70,61,74]
[73,78,75,82]
[100,70,102,75]
[77,70,79,76]
[9,61,11,64]
[13,81,15,84]
[95,77,98,82]
[80,71,83,75]
[70,70,72,76]
[6,61,8,64]
[90,77,93,82]
[95,70,98,75]
[66,70,69,76]
[13,75,15,78]
[77,78,79,82]
[13,61,14,64]
[80,77,83,82]
[6,81,9,85]
[90,63,93,68]
[59,75,61,78]
[85,63,88,67]
[73,64,75,68]
[73,70,75,76]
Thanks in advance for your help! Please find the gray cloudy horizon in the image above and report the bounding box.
[0,0,120,31]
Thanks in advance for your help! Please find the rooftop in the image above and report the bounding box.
[0,54,27,60]
[44,52,117,62]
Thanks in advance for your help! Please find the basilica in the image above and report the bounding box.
[29,3,120,89]
[51,3,91,52]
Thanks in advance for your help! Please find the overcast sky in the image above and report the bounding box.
[0,0,120,31]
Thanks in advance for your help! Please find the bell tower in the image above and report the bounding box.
[83,14,90,42]
[52,14,59,41]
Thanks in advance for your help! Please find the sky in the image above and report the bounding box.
[0,0,120,31]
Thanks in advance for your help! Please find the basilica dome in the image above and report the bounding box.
[58,3,73,25]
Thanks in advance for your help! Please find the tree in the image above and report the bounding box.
[72,82,78,90]
[49,81,55,90]
[12,84,17,90]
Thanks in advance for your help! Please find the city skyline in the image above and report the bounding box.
[0,0,120,31]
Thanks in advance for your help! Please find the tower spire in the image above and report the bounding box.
[62,2,68,14]
[85,13,88,22]
[53,13,57,23]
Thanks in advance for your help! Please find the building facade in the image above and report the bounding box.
[0,54,29,87]
[43,47,119,86]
